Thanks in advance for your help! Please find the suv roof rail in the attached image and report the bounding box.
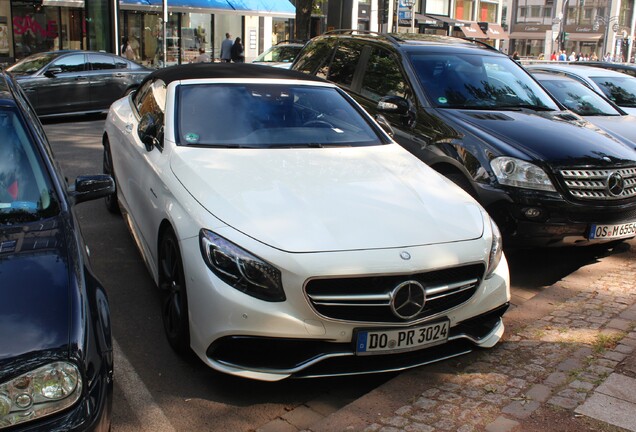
[275,39,306,45]
[323,29,402,46]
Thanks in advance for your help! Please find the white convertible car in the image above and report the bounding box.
[103,63,510,381]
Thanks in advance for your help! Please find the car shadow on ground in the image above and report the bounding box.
[505,241,632,290]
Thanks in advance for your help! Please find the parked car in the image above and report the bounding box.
[103,63,510,381]
[0,70,114,430]
[525,63,636,115]
[252,41,304,69]
[530,71,636,144]
[291,31,636,247]
[573,61,636,78]
[7,50,152,117]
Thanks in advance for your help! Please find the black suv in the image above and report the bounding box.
[292,31,636,247]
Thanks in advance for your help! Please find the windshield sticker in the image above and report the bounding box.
[438,97,448,104]
[184,133,200,144]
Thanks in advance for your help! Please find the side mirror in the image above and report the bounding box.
[138,113,159,151]
[377,96,410,115]
[375,114,395,137]
[69,175,115,204]
[44,67,62,78]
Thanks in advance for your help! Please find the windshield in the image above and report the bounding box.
[409,53,559,110]
[7,53,59,75]
[254,46,301,63]
[176,83,384,148]
[591,76,636,108]
[0,109,58,224]
[537,77,621,116]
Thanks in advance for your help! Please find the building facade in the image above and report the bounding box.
[506,0,636,61]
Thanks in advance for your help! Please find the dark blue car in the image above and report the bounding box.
[0,69,114,430]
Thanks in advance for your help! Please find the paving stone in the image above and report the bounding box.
[595,373,636,403]
[603,351,628,362]
[576,393,636,432]
[256,418,298,432]
[485,416,520,432]
[282,405,325,429]
[544,372,567,387]
[569,380,595,391]
[404,423,435,432]
[557,358,582,372]
[608,318,633,331]
[526,384,551,402]
[548,396,580,409]
[501,400,540,419]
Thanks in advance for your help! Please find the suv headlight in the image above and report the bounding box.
[199,229,285,302]
[490,156,556,192]
[0,361,82,429]
[485,218,503,279]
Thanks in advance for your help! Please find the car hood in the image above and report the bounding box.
[0,218,70,369]
[170,144,485,253]
[584,115,636,146]
[438,108,636,166]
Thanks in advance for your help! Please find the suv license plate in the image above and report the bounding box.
[356,320,449,356]
[589,222,636,240]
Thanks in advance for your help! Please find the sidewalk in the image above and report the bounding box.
[263,238,636,432]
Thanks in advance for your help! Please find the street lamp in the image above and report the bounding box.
[593,15,621,60]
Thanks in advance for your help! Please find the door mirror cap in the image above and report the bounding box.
[377,96,409,115]
[69,175,115,204]
[375,114,395,137]
[138,113,159,151]
[44,67,62,78]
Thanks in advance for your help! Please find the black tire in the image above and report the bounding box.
[103,141,120,214]
[159,227,191,354]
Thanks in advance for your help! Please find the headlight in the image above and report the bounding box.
[0,361,82,429]
[485,218,503,279]
[490,156,556,192]
[199,229,285,302]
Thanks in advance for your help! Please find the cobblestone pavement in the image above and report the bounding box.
[297,239,636,432]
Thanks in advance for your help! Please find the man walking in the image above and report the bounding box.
[220,33,233,62]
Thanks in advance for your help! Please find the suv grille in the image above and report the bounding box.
[559,167,636,201]
[304,264,484,323]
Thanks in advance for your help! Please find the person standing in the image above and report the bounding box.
[220,33,233,62]
[121,37,136,60]
[231,37,244,63]
[550,51,557,61]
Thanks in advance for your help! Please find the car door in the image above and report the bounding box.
[114,78,167,262]
[36,53,90,115]
[88,53,130,111]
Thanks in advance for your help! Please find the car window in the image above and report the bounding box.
[0,108,57,223]
[89,53,116,71]
[361,47,408,101]
[176,83,382,148]
[538,77,620,116]
[590,76,636,108]
[254,45,301,63]
[115,58,129,69]
[327,41,363,89]
[409,53,559,110]
[50,54,87,73]
[7,53,59,75]
[293,39,336,78]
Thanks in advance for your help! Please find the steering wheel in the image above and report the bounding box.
[302,120,334,128]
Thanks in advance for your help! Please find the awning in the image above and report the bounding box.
[509,32,546,39]
[119,0,294,16]
[485,23,509,40]
[42,0,84,7]
[457,22,487,39]
[567,33,603,41]
[422,14,463,26]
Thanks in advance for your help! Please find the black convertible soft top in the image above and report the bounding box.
[142,63,327,86]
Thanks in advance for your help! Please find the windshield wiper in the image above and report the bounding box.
[496,104,555,112]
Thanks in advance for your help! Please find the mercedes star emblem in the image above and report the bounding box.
[390,280,426,320]
[607,172,625,197]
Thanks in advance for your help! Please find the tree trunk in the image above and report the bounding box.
[295,0,312,41]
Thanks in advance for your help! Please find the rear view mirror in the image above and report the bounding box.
[44,67,62,78]
[70,175,115,204]
[377,96,409,115]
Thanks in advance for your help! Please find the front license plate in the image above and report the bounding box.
[589,222,636,240]
[356,320,449,356]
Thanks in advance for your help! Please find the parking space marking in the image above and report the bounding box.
[113,338,176,432]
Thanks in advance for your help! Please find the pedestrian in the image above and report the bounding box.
[231,37,244,63]
[120,37,136,60]
[220,33,233,62]
[550,51,557,61]
[568,51,576,61]
[558,50,567,61]
[193,47,210,63]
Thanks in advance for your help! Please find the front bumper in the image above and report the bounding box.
[205,304,508,380]
[478,184,636,247]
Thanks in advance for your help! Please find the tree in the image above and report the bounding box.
[295,0,312,41]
